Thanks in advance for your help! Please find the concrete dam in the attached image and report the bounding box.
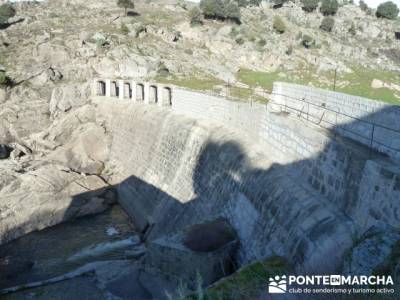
[2,79,400,298]
[92,79,400,276]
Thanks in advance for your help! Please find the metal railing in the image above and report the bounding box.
[174,83,400,158]
[268,92,400,156]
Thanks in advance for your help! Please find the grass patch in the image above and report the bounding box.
[156,75,223,92]
[237,67,400,105]
[336,67,400,105]
[199,256,291,300]
[237,68,280,91]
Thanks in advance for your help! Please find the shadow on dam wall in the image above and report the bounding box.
[2,104,400,284]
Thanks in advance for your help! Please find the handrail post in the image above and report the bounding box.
[369,124,375,158]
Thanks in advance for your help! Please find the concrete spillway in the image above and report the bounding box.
[97,98,363,274]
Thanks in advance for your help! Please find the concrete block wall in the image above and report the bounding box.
[171,88,266,142]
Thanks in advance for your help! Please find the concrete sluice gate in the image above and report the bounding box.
[2,79,400,297]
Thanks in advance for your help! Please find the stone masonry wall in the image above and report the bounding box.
[98,99,354,273]
[172,88,266,142]
[272,82,400,160]
[92,81,400,273]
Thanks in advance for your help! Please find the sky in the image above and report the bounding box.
[359,0,400,8]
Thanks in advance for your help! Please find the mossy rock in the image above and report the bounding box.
[198,256,292,299]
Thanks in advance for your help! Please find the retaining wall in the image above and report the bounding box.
[272,82,400,160]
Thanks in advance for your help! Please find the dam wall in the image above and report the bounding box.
[168,88,400,232]
[98,99,354,273]
[92,79,400,272]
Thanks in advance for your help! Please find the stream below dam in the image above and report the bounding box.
[0,205,163,299]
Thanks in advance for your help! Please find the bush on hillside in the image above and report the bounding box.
[117,0,135,16]
[273,16,286,34]
[359,0,368,11]
[320,0,338,15]
[320,16,334,32]
[228,0,261,8]
[301,34,314,48]
[301,0,319,12]
[235,0,248,7]
[200,0,241,23]
[223,1,241,22]
[120,23,129,35]
[0,4,16,25]
[0,71,6,85]
[273,0,289,9]
[376,1,399,19]
[189,6,203,26]
[248,0,262,6]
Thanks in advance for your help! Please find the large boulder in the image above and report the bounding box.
[0,164,115,245]
[47,122,110,175]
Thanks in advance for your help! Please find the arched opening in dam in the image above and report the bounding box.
[124,82,131,99]
[136,83,144,101]
[110,81,119,97]
[149,85,158,104]
[163,87,172,106]
[96,80,106,96]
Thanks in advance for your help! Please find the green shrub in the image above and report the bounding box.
[117,0,135,16]
[248,0,262,6]
[320,0,338,15]
[134,24,146,38]
[273,0,289,8]
[235,0,248,7]
[230,26,240,38]
[0,71,6,85]
[301,0,319,12]
[359,0,368,11]
[320,16,334,32]
[189,6,203,26]
[120,23,129,34]
[200,0,241,23]
[223,1,241,22]
[257,38,266,46]
[157,62,169,76]
[301,34,314,48]
[0,4,16,25]
[376,1,399,19]
[273,16,286,34]
[286,45,293,55]
[235,36,245,44]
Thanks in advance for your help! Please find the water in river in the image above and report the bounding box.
[0,205,138,291]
